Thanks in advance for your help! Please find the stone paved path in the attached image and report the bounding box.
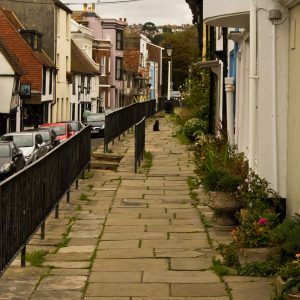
[0,117,273,300]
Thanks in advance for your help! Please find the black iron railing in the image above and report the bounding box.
[104,99,156,151]
[134,117,146,173]
[0,126,91,276]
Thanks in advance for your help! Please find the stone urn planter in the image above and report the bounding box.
[238,246,281,265]
[207,191,242,227]
[289,294,300,299]
[273,276,300,299]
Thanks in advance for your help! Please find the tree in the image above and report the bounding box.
[141,22,157,39]
[160,26,199,93]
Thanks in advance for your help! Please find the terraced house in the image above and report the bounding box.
[0,7,55,131]
[186,0,300,215]
[0,0,73,123]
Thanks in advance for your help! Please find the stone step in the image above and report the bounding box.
[90,160,119,170]
[92,152,124,162]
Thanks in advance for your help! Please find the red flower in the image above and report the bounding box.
[257,217,268,226]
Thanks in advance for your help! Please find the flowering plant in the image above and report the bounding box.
[232,212,279,248]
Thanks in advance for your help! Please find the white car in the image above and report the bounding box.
[0,132,48,165]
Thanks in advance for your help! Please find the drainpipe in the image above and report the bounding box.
[249,0,258,169]
[225,77,235,146]
[272,23,278,191]
[219,60,224,123]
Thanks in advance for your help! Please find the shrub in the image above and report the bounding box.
[194,132,248,193]
[238,257,281,277]
[271,214,300,259]
[182,118,207,140]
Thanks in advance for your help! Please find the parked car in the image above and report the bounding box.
[0,141,26,181]
[35,128,60,151]
[62,121,84,133]
[39,123,75,142]
[85,113,105,137]
[0,132,48,165]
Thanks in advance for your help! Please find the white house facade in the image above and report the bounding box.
[203,0,289,202]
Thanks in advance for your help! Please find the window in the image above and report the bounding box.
[115,57,123,80]
[35,134,43,145]
[81,75,85,93]
[116,30,123,50]
[100,57,106,75]
[72,74,76,95]
[49,69,53,95]
[57,53,60,81]
[87,77,91,94]
[42,67,46,95]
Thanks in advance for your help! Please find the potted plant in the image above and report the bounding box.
[194,132,248,227]
[230,171,283,264]
[274,254,300,299]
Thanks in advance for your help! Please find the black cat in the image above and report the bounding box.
[153,119,160,131]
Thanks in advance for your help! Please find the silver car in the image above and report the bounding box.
[0,132,48,165]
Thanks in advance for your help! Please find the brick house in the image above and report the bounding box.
[0,7,55,130]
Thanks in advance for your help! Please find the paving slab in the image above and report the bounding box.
[101,232,167,240]
[85,283,169,297]
[133,298,228,300]
[92,258,168,272]
[171,283,227,297]
[89,271,142,283]
[43,261,90,269]
[96,248,154,259]
[37,275,87,291]
[171,257,212,270]
[98,240,139,249]
[58,245,95,253]
[143,270,220,283]
[141,240,210,249]
[30,290,82,300]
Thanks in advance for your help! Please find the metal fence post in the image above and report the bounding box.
[21,246,26,267]
[55,204,59,219]
[67,190,70,204]
[41,222,45,240]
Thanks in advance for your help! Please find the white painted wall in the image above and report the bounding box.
[255,0,288,196]
[53,8,71,122]
[0,51,15,114]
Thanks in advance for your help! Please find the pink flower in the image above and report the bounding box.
[257,217,268,226]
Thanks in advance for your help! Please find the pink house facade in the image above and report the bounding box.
[73,11,127,109]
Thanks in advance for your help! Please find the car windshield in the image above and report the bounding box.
[1,135,33,147]
[0,144,10,157]
[69,122,79,131]
[86,114,105,122]
[50,126,66,136]
[38,131,50,142]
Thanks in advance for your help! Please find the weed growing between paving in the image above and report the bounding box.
[81,170,94,180]
[142,151,153,174]
[79,193,90,201]
[26,250,48,267]
[87,184,94,192]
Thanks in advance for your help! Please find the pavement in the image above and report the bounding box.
[0,116,274,300]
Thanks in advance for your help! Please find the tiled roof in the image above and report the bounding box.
[0,7,55,91]
[71,40,100,75]
[123,50,140,73]
[0,39,24,75]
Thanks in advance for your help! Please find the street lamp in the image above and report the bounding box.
[165,44,173,100]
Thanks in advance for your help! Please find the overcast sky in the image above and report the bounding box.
[62,0,193,25]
